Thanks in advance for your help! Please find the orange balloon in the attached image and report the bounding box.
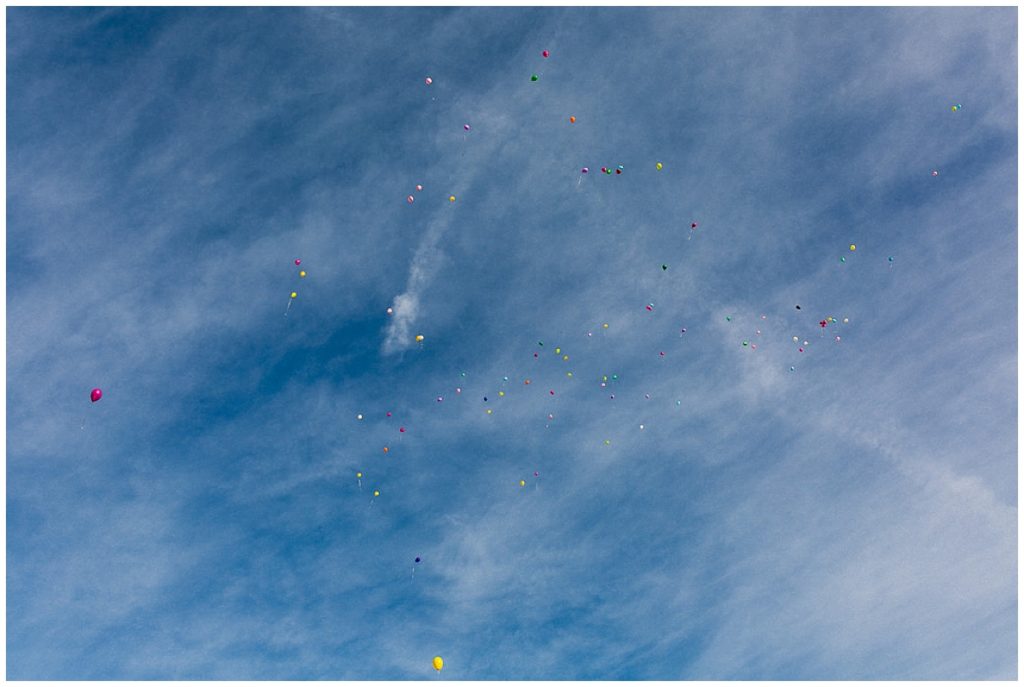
[383,446,389,453]
[569,116,576,123]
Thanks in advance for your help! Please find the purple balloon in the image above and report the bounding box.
[463,124,471,131]
[581,167,589,173]
[90,388,103,403]
[415,557,421,563]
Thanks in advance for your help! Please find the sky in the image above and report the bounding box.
[5,6,1018,681]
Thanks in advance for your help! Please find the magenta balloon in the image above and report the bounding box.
[463,124,471,131]
[90,388,103,403]
[294,259,301,266]
[581,167,589,173]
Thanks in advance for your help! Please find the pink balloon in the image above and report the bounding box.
[542,50,549,58]
[294,259,301,266]
[416,184,423,191]
[425,76,433,85]
[90,388,102,403]
[407,195,415,204]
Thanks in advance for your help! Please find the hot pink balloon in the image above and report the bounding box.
[90,388,103,403]
[294,259,301,266]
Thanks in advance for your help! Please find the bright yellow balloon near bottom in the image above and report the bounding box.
[433,657,443,672]
[290,292,297,298]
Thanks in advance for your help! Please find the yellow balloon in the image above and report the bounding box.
[486,408,492,414]
[356,472,362,478]
[519,480,526,487]
[563,355,569,361]
[449,195,456,203]
[498,391,505,397]
[433,656,443,672]
[299,271,306,277]
[290,292,297,298]
[849,244,856,251]
[373,490,380,497]
[602,323,609,329]
[555,347,561,354]
[656,162,663,170]
[415,334,424,342]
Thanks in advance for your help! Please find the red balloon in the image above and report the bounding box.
[542,50,550,58]
[90,388,103,403]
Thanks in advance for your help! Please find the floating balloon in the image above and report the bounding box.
[386,307,394,315]
[570,116,576,123]
[90,388,102,403]
[542,50,549,57]
[433,657,443,672]
[463,124,471,131]
[849,244,856,251]
[299,271,306,277]
[399,427,406,433]
[415,334,424,342]
[932,170,939,176]
[449,195,456,203]
[290,292,297,299]
[373,490,380,497]
[534,471,539,477]
[581,167,588,173]
[519,480,526,487]
[416,184,423,191]
[295,259,301,266]
[602,323,609,329]
[531,74,538,81]
[415,557,421,563]
[407,195,415,204]
[662,264,668,270]
[656,162,663,170]
[843,317,849,324]
[425,77,433,85]
[795,305,801,310]
[888,256,894,262]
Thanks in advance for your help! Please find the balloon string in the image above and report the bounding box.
[285,298,292,316]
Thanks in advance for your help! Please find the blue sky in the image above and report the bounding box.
[6,6,1017,680]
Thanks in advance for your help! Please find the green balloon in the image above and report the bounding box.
[662,264,668,270]
[531,74,538,81]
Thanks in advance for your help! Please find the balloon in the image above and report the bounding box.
[840,257,846,263]
[662,264,668,270]
[386,307,394,315]
[843,317,849,324]
[425,77,432,85]
[415,557,421,563]
[463,124,471,131]
[449,195,456,203]
[581,167,588,173]
[849,244,856,251]
[888,256,894,262]
[604,439,611,445]
[486,409,493,414]
[383,446,389,453]
[356,472,362,478]
[373,490,380,497]
[742,341,748,346]
[656,162,663,170]
[437,396,443,402]
[601,167,607,174]
[295,259,301,265]
[387,411,392,417]
[932,170,939,176]
[570,116,576,123]
[407,195,415,203]
[542,50,549,57]
[820,320,827,328]
[534,471,539,477]
[433,657,444,672]
[299,271,307,277]
[554,347,561,354]
[416,184,423,191]
[415,334,424,342]
[498,391,505,397]
[519,480,526,487]
[290,292,297,299]
[602,323,609,329]
[795,305,801,310]
[357,414,364,420]
[90,388,102,403]
[691,222,697,229]
[531,74,538,81]
[399,427,406,433]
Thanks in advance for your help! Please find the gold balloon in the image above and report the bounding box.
[299,271,306,277]
[433,656,443,672]
[656,162,663,170]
